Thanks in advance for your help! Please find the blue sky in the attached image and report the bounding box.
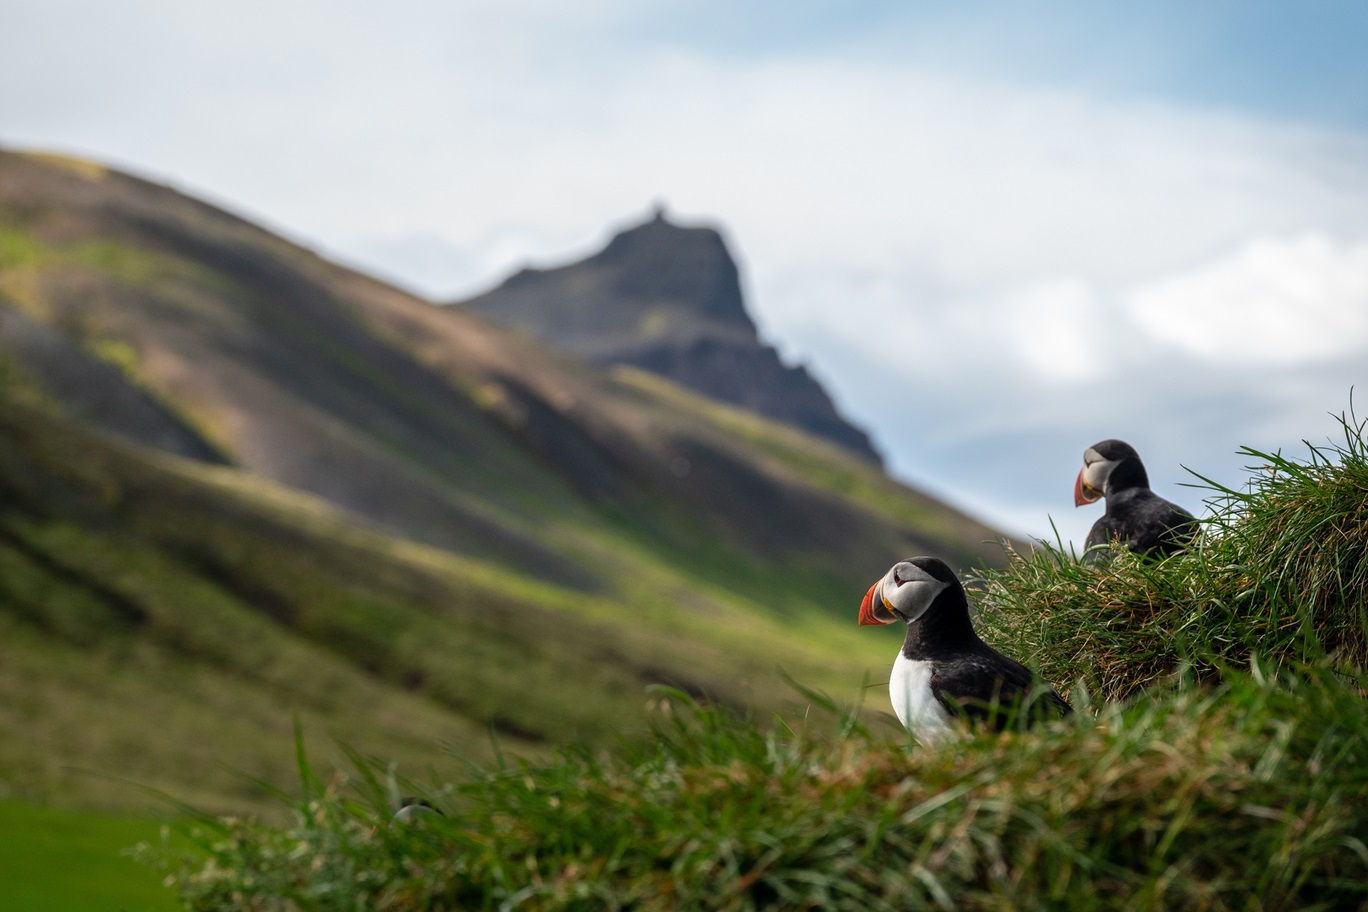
[2,1,1366,550]
[624,2,1368,126]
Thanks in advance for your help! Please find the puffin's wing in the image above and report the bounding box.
[930,649,1070,728]
[1083,516,1125,563]
[1127,492,1199,558]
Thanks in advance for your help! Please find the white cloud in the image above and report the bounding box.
[1127,234,1368,365]
[994,278,1108,382]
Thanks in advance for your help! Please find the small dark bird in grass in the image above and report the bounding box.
[1074,439,1197,562]
[858,556,1071,740]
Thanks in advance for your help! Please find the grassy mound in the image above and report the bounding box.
[976,410,1368,702]
[147,409,1368,909]
[151,673,1368,911]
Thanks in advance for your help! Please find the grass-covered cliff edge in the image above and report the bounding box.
[148,408,1368,910]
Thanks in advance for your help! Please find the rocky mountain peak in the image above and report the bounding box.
[456,210,882,464]
[593,208,754,331]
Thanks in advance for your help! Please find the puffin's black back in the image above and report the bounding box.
[1086,487,1196,558]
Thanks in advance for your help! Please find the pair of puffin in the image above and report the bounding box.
[860,440,1195,739]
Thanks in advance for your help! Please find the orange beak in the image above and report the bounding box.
[1074,468,1101,507]
[858,581,888,626]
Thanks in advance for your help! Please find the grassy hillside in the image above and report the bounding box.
[0,385,915,815]
[153,408,1368,909]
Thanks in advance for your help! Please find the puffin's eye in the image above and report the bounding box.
[893,572,904,586]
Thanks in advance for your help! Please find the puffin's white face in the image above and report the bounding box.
[1075,446,1120,506]
[858,560,950,626]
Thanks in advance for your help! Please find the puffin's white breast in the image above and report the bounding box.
[889,651,952,741]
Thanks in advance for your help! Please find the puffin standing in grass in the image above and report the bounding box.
[1074,439,1197,561]
[858,556,1071,740]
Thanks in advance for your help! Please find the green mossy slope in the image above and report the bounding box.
[0,392,893,815]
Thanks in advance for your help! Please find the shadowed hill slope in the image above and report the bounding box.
[456,209,884,463]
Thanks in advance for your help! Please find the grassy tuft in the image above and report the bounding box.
[974,408,1368,701]
[150,670,1368,911]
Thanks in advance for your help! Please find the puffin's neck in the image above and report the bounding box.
[901,592,982,659]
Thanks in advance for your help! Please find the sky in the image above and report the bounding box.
[3,0,1367,550]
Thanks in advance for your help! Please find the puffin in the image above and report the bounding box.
[858,556,1071,739]
[1074,439,1197,561]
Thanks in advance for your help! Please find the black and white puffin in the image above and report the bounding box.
[858,556,1071,740]
[1074,439,1197,561]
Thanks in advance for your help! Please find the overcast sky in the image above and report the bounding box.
[3,1,1367,551]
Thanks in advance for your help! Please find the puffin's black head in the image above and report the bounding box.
[858,556,964,627]
[1074,439,1150,506]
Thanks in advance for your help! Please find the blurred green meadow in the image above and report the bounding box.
[0,801,182,912]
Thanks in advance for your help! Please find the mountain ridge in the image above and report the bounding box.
[456,208,884,463]
[0,148,1001,585]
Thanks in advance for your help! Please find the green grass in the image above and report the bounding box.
[151,405,1368,910]
[0,224,47,270]
[150,670,1368,911]
[0,801,183,912]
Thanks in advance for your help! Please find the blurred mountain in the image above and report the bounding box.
[0,150,1000,590]
[0,148,1006,810]
[457,208,883,463]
